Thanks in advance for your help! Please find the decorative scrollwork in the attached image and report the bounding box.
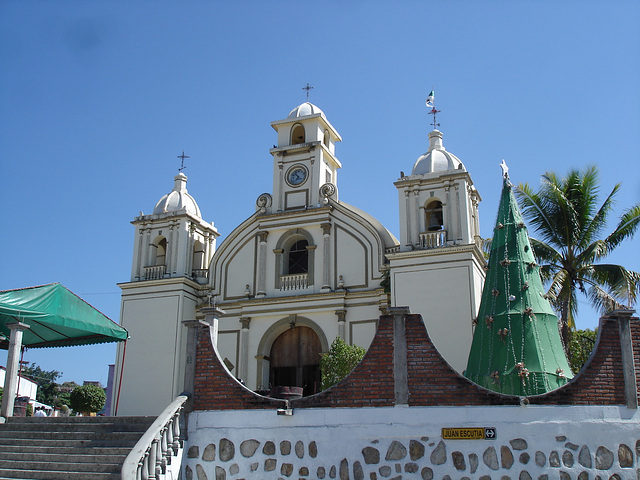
[256,193,272,213]
[319,183,337,205]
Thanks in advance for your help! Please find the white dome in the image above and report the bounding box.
[153,173,201,217]
[287,102,324,119]
[411,130,465,175]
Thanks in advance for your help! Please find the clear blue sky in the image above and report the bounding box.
[1,1,638,385]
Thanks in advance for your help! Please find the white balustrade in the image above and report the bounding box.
[121,395,188,480]
[419,230,447,249]
[280,273,309,291]
[143,265,167,280]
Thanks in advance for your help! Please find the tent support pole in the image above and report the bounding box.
[1,321,30,418]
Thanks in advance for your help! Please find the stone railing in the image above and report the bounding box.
[418,231,446,249]
[144,265,167,281]
[280,273,309,291]
[121,394,188,480]
[385,245,400,254]
[191,269,209,284]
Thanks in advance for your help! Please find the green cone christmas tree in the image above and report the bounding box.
[465,165,573,395]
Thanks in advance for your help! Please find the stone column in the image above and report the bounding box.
[181,316,214,413]
[387,307,410,405]
[610,309,638,409]
[134,227,144,280]
[413,190,421,243]
[335,310,347,340]
[257,231,269,297]
[277,163,284,212]
[166,223,175,276]
[321,223,332,291]
[404,190,412,248]
[444,183,452,242]
[455,183,463,242]
[238,317,252,382]
[471,190,481,243]
[1,321,30,418]
[145,228,154,272]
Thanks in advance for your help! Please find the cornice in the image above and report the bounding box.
[118,275,203,291]
[386,243,485,263]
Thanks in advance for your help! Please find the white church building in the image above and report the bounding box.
[112,101,485,416]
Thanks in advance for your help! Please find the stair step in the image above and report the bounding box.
[0,415,159,479]
[0,452,128,464]
[0,445,130,456]
[0,430,144,441]
[0,468,120,480]
[0,460,120,474]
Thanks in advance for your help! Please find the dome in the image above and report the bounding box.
[411,130,465,175]
[153,173,201,217]
[287,102,324,119]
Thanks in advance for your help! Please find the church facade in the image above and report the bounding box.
[112,101,485,416]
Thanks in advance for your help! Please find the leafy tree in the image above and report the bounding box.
[20,363,62,406]
[320,337,366,391]
[56,381,79,408]
[69,385,106,414]
[517,166,640,349]
[567,328,597,374]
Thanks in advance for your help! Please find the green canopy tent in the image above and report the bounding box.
[0,283,128,417]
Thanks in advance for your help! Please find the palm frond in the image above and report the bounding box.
[604,204,640,253]
[585,283,624,315]
[578,178,619,251]
[529,237,562,264]
[516,183,566,251]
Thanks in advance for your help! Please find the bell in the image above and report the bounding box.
[428,215,442,231]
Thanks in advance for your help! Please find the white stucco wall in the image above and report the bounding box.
[184,405,640,479]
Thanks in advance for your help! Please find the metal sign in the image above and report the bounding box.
[441,427,496,440]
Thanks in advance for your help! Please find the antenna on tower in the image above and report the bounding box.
[177,150,190,172]
[302,83,314,101]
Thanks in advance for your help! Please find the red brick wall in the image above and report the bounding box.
[192,312,638,411]
[529,317,628,405]
[290,314,395,408]
[192,327,283,411]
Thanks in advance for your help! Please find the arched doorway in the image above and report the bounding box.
[269,326,321,396]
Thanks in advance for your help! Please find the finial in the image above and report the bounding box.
[302,83,314,101]
[426,90,440,130]
[500,159,509,180]
[177,150,190,172]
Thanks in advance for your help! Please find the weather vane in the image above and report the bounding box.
[177,150,190,172]
[426,90,440,130]
[302,83,314,101]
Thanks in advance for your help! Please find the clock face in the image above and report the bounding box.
[287,166,308,186]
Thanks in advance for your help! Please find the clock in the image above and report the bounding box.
[286,165,308,186]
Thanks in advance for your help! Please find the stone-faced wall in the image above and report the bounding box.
[184,406,640,480]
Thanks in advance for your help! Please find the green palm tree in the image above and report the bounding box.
[516,166,640,349]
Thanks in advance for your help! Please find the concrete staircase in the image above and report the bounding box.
[0,416,156,480]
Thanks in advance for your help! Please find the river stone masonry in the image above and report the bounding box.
[183,432,640,479]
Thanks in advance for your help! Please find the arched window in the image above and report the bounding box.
[275,229,315,289]
[150,237,167,266]
[287,239,308,274]
[291,124,305,144]
[323,129,330,147]
[192,240,205,270]
[425,201,444,231]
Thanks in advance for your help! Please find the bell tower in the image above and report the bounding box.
[387,107,486,373]
[113,171,219,416]
[269,102,342,212]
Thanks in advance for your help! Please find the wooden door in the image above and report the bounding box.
[270,326,321,396]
